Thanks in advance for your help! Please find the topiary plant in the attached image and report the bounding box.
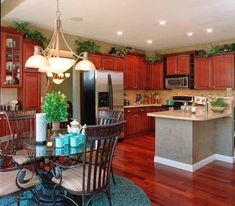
[204,46,223,57]
[75,40,100,54]
[42,91,68,123]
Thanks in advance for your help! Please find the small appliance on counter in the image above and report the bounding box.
[161,96,194,110]
[136,94,142,104]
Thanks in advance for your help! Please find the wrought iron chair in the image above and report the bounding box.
[97,110,123,184]
[0,112,40,205]
[6,110,37,165]
[52,121,125,206]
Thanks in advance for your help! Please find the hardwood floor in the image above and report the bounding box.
[113,132,235,206]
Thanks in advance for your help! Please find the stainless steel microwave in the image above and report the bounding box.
[165,76,188,89]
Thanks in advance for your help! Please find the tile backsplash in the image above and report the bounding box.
[0,88,18,105]
[125,89,233,105]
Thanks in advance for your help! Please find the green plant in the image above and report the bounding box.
[210,98,228,107]
[10,21,49,48]
[229,43,235,52]
[42,91,68,123]
[204,46,223,57]
[75,40,100,54]
[108,47,133,57]
[144,52,162,63]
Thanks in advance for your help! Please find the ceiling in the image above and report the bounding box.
[2,0,235,51]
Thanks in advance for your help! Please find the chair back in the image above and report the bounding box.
[6,110,36,139]
[82,121,124,194]
[97,110,123,125]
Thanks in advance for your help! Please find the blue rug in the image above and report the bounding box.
[0,176,151,206]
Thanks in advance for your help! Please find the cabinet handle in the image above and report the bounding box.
[140,109,144,112]
[213,85,215,88]
[127,110,131,113]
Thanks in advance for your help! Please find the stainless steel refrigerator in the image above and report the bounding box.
[79,70,124,125]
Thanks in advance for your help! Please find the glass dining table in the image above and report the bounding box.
[0,134,89,206]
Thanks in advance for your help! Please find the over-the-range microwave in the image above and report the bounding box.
[165,76,189,89]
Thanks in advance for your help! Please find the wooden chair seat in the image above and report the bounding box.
[0,169,39,197]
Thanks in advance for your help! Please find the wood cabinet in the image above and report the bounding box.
[113,58,125,72]
[213,54,234,89]
[88,54,102,69]
[194,54,234,89]
[166,54,190,75]
[150,62,164,89]
[177,54,190,74]
[101,56,114,70]
[124,106,162,137]
[194,57,213,89]
[166,56,178,75]
[18,71,41,112]
[1,27,23,88]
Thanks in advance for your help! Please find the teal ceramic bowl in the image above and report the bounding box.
[63,134,71,145]
[70,136,80,147]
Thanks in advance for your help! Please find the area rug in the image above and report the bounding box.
[0,176,151,206]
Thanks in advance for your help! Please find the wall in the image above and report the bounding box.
[125,89,234,105]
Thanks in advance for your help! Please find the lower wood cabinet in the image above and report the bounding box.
[18,71,41,112]
[124,106,162,137]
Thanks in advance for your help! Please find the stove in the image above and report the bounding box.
[161,96,194,110]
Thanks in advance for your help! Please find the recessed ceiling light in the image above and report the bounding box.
[117,31,123,36]
[206,28,213,33]
[187,32,193,36]
[159,20,166,25]
[70,17,83,21]
[147,40,153,44]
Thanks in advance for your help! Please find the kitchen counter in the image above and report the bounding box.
[124,104,161,108]
[147,110,232,121]
[149,109,234,172]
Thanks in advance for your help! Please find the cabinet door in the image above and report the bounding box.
[18,72,41,112]
[101,56,114,70]
[194,57,213,89]
[125,55,138,89]
[1,32,23,87]
[213,54,234,89]
[124,109,136,136]
[113,58,125,72]
[177,54,190,74]
[166,55,177,75]
[88,54,102,70]
[139,60,150,89]
[151,62,163,89]
[136,108,149,133]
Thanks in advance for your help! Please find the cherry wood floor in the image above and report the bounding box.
[112,132,235,206]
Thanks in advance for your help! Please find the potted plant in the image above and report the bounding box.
[210,98,228,113]
[42,91,68,139]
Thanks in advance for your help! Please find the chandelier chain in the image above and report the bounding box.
[56,0,60,17]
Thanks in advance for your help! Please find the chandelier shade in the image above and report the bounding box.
[75,59,96,71]
[48,57,75,74]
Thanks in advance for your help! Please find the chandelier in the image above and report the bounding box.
[25,0,95,76]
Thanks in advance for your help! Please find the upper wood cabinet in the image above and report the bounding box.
[125,55,139,89]
[101,56,114,70]
[194,54,234,89]
[194,57,213,89]
[18,71,41,112]
[140,61,151,90]
[166,55,178,75]
[1,27,23,88]
[113,58,125,72]
[166,54,190,75]
[213,54,234,89]
[150,62,164,90]
[88,54,102,69]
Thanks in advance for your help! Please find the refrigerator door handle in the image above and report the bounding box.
[108,74,113,110]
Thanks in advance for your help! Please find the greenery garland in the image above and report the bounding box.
[75,40,100,54]
[144,52,162,63]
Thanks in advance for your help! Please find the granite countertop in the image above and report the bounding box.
[147,110,232,121]
[124,104,162,108]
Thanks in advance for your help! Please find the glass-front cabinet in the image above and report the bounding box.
[1,28,23,87]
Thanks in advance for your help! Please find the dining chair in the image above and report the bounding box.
[6,110,37,165]
[52,121,125,206]
[0,112,40,205]
[97,110,123,184]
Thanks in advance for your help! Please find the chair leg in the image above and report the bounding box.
[105,189,112,206]
[111,166,116,185]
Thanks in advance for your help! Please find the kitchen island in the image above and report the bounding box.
[147,110,235,172]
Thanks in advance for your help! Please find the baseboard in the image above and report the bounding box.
[154,154,234,172]
[215,154,234,163]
